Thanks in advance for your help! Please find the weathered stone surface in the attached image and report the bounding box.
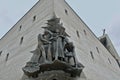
[0,0,120,80]
[22,18,84,79]
[22,70,79,80]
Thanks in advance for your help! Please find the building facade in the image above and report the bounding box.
[0,0,120,80]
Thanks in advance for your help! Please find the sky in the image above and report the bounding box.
[0,0,120,56]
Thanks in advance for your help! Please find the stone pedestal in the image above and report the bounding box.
[23,70,75,80]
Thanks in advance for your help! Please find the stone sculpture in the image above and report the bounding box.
[64,42,77,67]
[22,17,84,79]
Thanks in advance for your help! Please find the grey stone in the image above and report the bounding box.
[22,17,84,79]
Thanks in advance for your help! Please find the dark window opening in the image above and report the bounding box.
[0,51,2,56]
[76,30,80,38]
[116,59,120,68]
[96,47,100,53]
[90,51,94,59]
[53,79,57,80]
[108,58,111,64]
[84,30,87,35]
[6,53,9,61]
[20,37,24,45]
[19,25,22,31]
[33,15,36,21]
[65,9,68,15]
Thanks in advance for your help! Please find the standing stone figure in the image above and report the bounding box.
[64,42,77,67]
[31,30,52,63]
[43,18,70,61]
[39,30,53,61]
[50,29,66,61]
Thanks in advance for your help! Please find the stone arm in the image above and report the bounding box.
[38,34,51,44]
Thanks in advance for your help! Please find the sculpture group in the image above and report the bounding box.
[22,17,84,78]
[33,18,76,65]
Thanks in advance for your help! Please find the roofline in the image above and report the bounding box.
[0,0,99,41]
[64,0,99,40]
[0,0,40,41]
[64,0,120,58]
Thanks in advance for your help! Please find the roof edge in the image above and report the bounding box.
[0,0,40,41]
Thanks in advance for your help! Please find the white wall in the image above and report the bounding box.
[0,0,120,80]
[54,0,120,80]
[0,0,55,80]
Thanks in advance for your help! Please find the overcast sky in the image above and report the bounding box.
[0,0,120,56]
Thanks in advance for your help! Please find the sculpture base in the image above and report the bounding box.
[40,60,84,77]
[23,60,84,78]
[22,70,76,80]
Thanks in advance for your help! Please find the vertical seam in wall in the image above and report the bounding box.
[53,0,54,11]
[52,0,55,16]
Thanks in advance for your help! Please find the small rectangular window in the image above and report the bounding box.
[96,47,100,53]
[108,58,111,64]
[19,25,22,31]
[0,51,2,56]
[65,9,68,15]
[33,15,36,21]
[90,51,94,59]
[76,30,80,38]
[84,30,87,35]
[20,37,24,45]
[6,53,9,61]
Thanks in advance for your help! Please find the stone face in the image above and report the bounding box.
[0,0,120,80]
